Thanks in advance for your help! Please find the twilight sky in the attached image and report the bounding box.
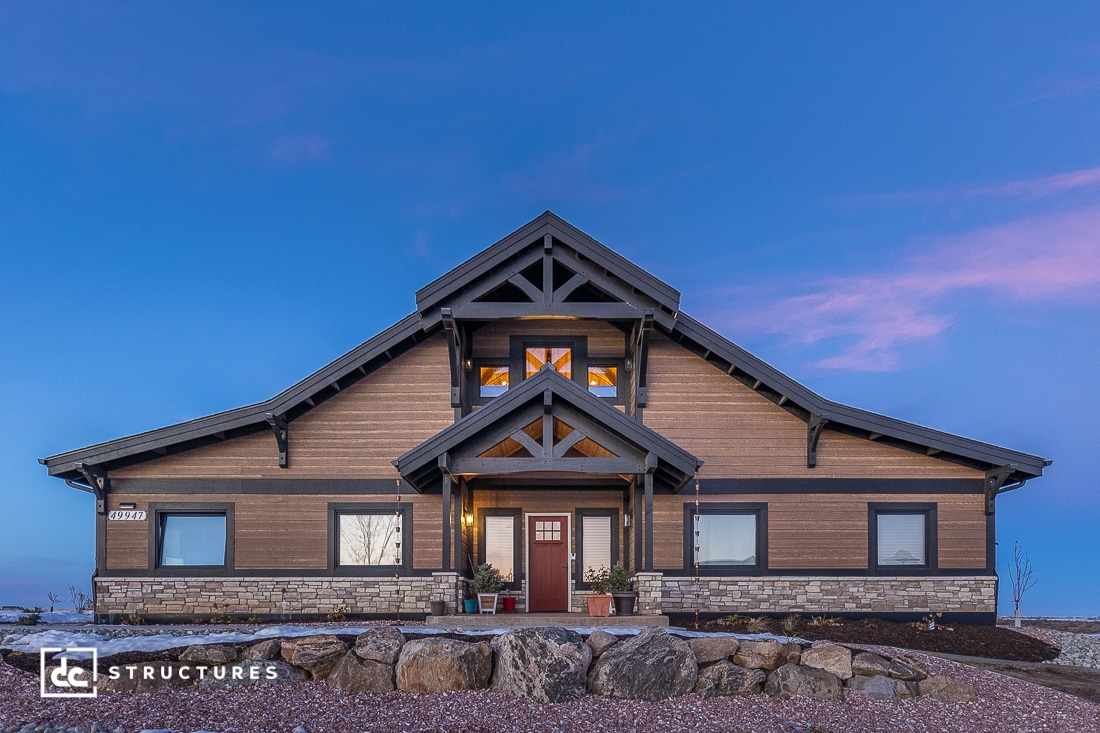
[1,3,1097,615]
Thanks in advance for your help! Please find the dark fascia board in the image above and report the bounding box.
[42,313,428,479]
[395,366,701,486]
[414,211,681,320]
[670,313,1050,479]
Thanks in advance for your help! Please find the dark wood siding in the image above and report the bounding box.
[644,334,983,480]
[111,334,453,480]
[653,492,986,571]
[105,493,442,571]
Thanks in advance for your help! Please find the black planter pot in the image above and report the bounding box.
[612,591,637,616]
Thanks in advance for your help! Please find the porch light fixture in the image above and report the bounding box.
[464,513,474,526]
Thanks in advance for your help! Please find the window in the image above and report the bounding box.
[869,503,936,571]
[684,503,767,573]
[159,514,227,567]
[576,509,619,587]
[479,365,509,398]
[338,513,402,566]
[328,503,410,573]
[478,509,521,587]
[587,365,617,398]
[526,346,572,378]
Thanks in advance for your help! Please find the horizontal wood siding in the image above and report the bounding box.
[653,493,986,571]
[644,334,982,479]
[104,493,442,571]
[473,488,624,573]
[112,334,453,480]
[472,320,625,359]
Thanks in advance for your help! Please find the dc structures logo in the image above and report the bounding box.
[40,648,98,698]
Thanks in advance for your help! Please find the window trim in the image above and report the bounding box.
[477,508,523,590]
[682,502,768,575]
[575,508,620,589]
[327,502,412,576]
[469,359,511,406]
[509,336,589,391]
[868,502,937,574]
[149,502,234,575]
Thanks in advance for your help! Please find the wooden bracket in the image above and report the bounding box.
[984,466,1016,515]
[76,462,109,514]
[441,308,465,409]
[806,414,829,468]
[632,309,655,410]
[265,412,289,468]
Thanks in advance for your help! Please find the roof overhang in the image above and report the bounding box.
[395,365,701,493]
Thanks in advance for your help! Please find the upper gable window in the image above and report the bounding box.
[525,346,572,379]
[587,365,617,398]
[479,365,509,398]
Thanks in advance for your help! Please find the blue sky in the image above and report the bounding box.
[1,3,1097,615]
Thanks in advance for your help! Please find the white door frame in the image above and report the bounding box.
[523,512,572,613]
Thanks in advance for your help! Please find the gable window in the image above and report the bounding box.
[587,365,617,398]
[576,509,619,587]
[479,509,521,588]
[329,503,410,573]
[526,346,572,379]
[479,365,509,398]
[684,502,767,574]
[159,514,227,567]
[869,503,936,572]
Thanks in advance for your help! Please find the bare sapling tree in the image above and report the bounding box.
[68,584,92,614]
[46,592,60,612]
[1008,541,1038,628]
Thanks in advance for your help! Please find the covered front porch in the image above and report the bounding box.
[395,366,700,615]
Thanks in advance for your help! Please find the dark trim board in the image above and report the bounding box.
[666,611,998,627]
[114,479,405,495]
[97,568,441,579]
[695,478,984,495]
[658,567,993,578]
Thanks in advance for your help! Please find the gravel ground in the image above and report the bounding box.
[3,648,1099,733]
[1040,629,1100,670]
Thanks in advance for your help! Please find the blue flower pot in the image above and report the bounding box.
[463,599,479,614]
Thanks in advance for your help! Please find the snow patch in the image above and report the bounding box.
[0,610,93,624]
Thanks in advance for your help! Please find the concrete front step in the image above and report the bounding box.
[425,612,668,628]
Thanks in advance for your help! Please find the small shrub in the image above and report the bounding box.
[121,613,145,626]
[471,563,505,595]
[725,613,741,626]
[917,612,943,631]
[744,615,770,634]
[584,566,611,595]
[17,608,43,626]
[607,563,633,592]
[246,615,263,624]
[810,615,841,627]
[781,613,801,642]
[326,606,349,622]
[67,585,92,613]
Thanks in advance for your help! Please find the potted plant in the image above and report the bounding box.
[584,566,613,617]
[608,563,637,616]
[471,563,504,614]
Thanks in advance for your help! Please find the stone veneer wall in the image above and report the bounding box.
[659,575,997,614]
[94,573,462,619]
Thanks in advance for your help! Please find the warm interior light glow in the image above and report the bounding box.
[464,513,474,526]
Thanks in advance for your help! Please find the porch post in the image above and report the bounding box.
[644,458,655,571]
[453,478,463,572]
[440,455,452,572]
[633,479,642,572]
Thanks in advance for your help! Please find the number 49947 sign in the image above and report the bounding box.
[107,510,147,521]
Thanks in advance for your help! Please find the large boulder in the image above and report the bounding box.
[98,661,195,693]
[687,636,740,665]
[198,660,305,689]
[587,627,697,701]
[693,661,765,697]
[732,639,785,671]
[327,652,395,693]
[285,635,348,679]
[764,663,844,701]
[918,675,978,703]
[353,627,406,665]
[179,645,237,665]
[396,638,493,693]
[845,673,898,700]
[888,655,928,682]
[245,639,282,661]
[800,643,853,680]
[851,651,890,677]
[586,630,620,658]
[490,628,592,704]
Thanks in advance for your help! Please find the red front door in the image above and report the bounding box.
[528,515,569,612]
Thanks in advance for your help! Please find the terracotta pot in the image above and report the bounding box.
[587,594,613,617]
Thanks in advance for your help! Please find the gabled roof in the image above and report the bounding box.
[414,211,681,329]
[42,212,1050,487]
[395,366,701,493]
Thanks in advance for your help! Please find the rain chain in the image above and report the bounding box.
[693,473,701,628]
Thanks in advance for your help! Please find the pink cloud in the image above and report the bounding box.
[699,207,1100,371]
[847,167,1100,206]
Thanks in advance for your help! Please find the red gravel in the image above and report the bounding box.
[3,650,1098,733]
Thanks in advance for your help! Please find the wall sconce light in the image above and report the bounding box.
[119,503,136,510]
[464,513,474,526]
[624,514,630,527]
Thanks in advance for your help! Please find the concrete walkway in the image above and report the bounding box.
[425,612,668,628]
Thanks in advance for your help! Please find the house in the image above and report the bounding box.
[41,212,1049,624]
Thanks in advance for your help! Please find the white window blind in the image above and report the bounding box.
[582,515,612,575]
[484,515,515,582]
[696,514,757,566]
[877,513,926,566]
